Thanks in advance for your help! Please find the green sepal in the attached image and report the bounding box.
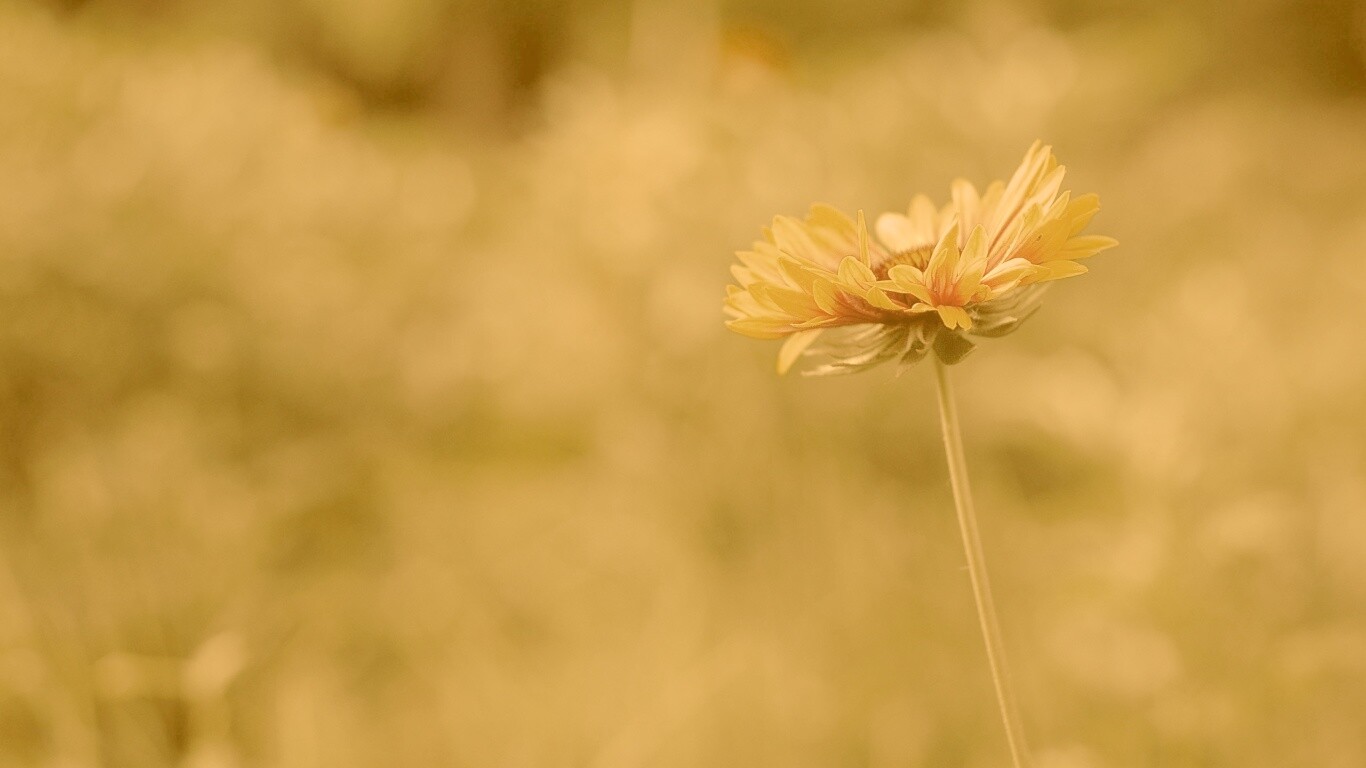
[933,331,976,365]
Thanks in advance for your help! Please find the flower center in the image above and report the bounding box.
[872,244,934,280]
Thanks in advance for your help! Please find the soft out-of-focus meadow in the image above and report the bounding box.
[3,0,1366,765]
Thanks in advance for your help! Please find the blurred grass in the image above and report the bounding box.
[2,0,1366,766]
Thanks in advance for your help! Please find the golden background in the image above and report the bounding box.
[2,0,1366,765]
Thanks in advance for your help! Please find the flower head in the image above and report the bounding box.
[724,142,1117,374]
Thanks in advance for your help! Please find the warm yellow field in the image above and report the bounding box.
[2,1,1366,765]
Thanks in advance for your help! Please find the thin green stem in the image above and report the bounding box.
[932,355,1032,768]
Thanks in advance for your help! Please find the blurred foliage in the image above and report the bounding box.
[2,0,1366,766]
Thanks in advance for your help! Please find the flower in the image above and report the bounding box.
[724,142,1117,375]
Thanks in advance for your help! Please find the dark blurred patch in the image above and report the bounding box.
[441,396,593,466]
[265,472,393,575]
[496,602,554,653]
[0,692,48,765]
[96,698,188,767]
[284,0,575,126]
[333,628,409,692]
[721,0,946,47]
[698,499,756,568]
[860,421,945,492]
[983,429,1114,512]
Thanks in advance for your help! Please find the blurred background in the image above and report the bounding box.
[2,0,1366,765]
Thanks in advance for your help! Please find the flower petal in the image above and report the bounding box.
[951,179,982,233]
[1030,260,1089,283]
[908,194,940,241]
[926,221,962,280]
[1059,235,1119,260]
[935,304,972,330]
[863,286,906,311]
[836,256,877,289]
[875,212,920,252]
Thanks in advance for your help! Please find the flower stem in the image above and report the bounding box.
[932,355,1032,768]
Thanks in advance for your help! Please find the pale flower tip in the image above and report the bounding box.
[937,218,961,247]
[961,225,987,264]
[875,211,918,253]
[856,209,871,265]
[1032,260,1089,283]
[928,223,962,276]
[1022,139,1050,166]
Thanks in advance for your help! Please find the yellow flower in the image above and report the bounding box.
[724,142,1117,375]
